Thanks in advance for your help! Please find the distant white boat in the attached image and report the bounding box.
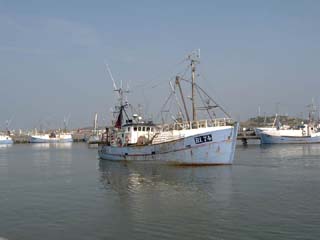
[30,117,73,143]
[30,132,73,143]
[260,103,320,144]
[0,134,13,144]
[254,127,276,137]
[254,114,280,137]
[260,124,320,144]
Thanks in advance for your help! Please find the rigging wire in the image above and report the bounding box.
[195,85,215,121]
[179,77,230,118]
[198,68,232,117]
[196,83,231,118]
[130,58,189,90]
[158,91,174,123]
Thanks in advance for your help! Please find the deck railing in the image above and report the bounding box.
[160,118,234,132]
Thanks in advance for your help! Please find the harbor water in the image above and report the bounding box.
[0,142,320,240]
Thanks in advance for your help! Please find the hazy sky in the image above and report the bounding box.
[1,0,320,130]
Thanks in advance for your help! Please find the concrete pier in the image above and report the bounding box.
[237,130,260,145]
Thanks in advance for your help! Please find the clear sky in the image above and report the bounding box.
[1,0,320,130]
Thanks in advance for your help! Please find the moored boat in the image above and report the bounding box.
[98,51,239,165]
[260,124,320,144]
[254,114,282,137]
[260,103,320,144]
[30,117,73,143]
[254,127,276,138]
[0,134,13,144]
[30,132,73,143]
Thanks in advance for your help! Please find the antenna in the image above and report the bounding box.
[126,81,131,92]
[5,119,10,131]
[63,114,70,131]
[4,114,14,131]
[105,64,118,92]
[94,113,98,132]
[169,81,175,93]
[187,49,201,61]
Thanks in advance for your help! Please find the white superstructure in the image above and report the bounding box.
[0,134,13,144]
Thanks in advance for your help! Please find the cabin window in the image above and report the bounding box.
[134,127,137,131]
[147,127,150,131]
[138,127,141,131]
[122,134,124,137]
[128,127,131,131]
[142,127,145,131]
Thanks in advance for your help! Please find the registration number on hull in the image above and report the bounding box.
[194,134,213,144]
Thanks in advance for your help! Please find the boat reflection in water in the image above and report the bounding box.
[259,143,320,168]
[98,160,233,203]
[30,142,73,150]
[0,143,12,149]
[98,160,234,238]
[31,143,73,178]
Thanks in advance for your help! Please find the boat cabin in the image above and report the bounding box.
[104,119,158,146]
[120,121,156,145]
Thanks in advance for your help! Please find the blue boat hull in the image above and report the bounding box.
[0,139,13,144]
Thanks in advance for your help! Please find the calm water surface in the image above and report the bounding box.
[0,142,319,240]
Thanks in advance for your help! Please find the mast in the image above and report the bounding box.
[191,59,196,121]
[175,76,190,122]
[188,50,200,121]
[106,64,129,129]
[94,113,98,133]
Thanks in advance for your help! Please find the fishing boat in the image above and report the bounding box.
[260,124,320,144]
[0,133,13,144]
[98,51,239,165]
[254,114,292,138]
[0,120,14,144]
[30,132,73,143]
[254,115,279,137]
[30,118,73,143]
[260,106,320,144]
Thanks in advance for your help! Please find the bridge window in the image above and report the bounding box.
[142,127,145,131]
[147,127,150,131]
[128,127,131,131]
[138,127,141,131]
[134,127,137,131]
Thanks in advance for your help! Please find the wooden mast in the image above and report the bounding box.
[175,76,190,122]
